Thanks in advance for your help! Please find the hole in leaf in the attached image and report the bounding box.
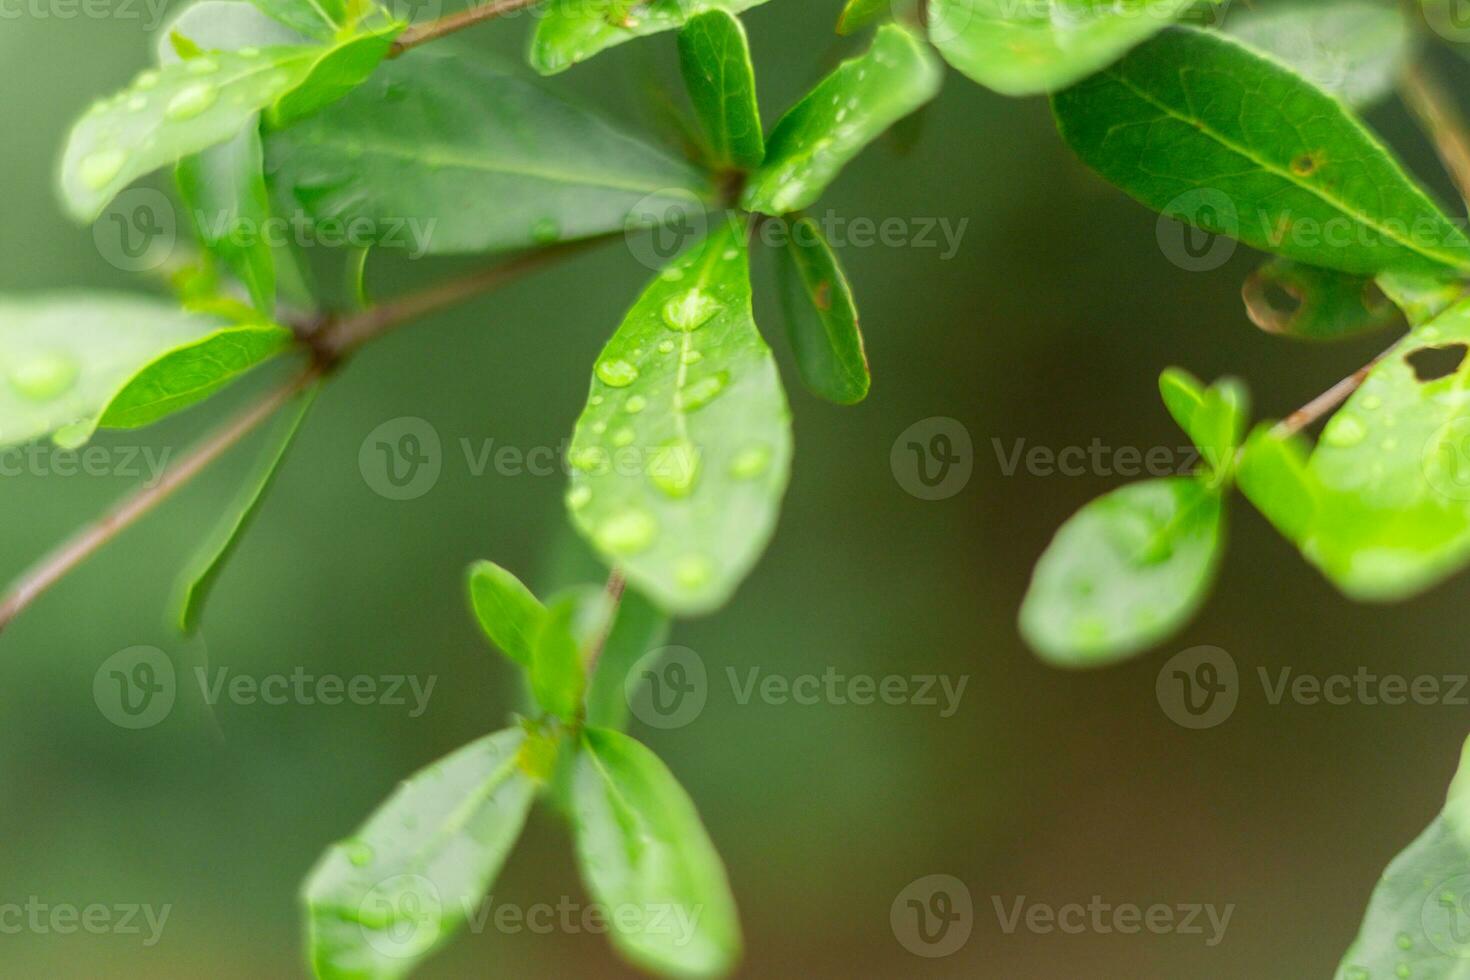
[1242,267,1303,335]
[1291,153,1320,176]
[1406,344,1468,382]
[1263,282,1301,315]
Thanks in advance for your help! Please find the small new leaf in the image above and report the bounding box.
[531,593,588,721]
[678,10,765,171]
[743,25,941,215]
[1053,28,1470,277]
[930,0,1207,96]
[566,218,793,616]
[1157,368,1248,478]
[1020,478,1226,667]
[177,121,277,314]
[573,727,741,978]
[531,0,774,76]
[468,561,547,669]
[303,728,539,980]
[775,217,869,404]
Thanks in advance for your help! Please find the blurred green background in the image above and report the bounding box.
[5,2,1469,976]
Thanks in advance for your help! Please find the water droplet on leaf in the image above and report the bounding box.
[595,358,638,387]
[9,352,79,401]
[165,82,218,120]
[594,508,657,555]
[79,148,125,190]
[661,289,721,332]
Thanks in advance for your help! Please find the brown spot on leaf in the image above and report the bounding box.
[813,281,832,312]
[1291,153,1321,176]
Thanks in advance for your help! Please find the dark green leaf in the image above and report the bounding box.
[678,10,764,171]
[1243,259,1402,341]
[743,24,941,214]
[930,0,1207,96]
[267,52,712,255]
[573,727,741,977]
[1225,0,1410,108]
[566,218,793,615]
[177,121,277,314]
[303,727,543,980]
[1020,478,1226,667]
[1379,269,1467,326]
[1336,736,1470,979]
[774,217,869,404]
[531,0,774,75]
[176,381,319,634]
[1052,27,1470,277]
[467,561,548,669]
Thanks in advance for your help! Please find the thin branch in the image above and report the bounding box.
[1401,59,1470,212]
[318,236,610,356]
[390,0,544,56]
[583,568,627,675]
[1274,346,1394,438]
[0,366,322,635]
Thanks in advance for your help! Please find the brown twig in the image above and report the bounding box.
[1274,346,1395,438]
[1401,59,1470,212]
[583,568,627,675]
[0,366,321,635]
[390,0,545,56]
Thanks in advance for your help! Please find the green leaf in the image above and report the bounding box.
[573,727,741,978]
[1157,368,1248,476]
[267,51,712,255]
[1020,478,1226,667]
[1243,259,1401,341]
[743,25,941,214]
[176,381,319,634]
[1225,0,1410,109]
[677,10,764,171]
[157,0,312,58]
[774,217,869,404]
[59,47,320,223]
[1336,735,1470,979]
[1052,27,1470,278]
[1378,269,1467,327]
[246,0,347,41]
[269,25,402,128]
[929,0,1207,96]
[836,0,892,35]
[566,218,793,615]
[1246,298,1470,600]
[1236,423,1319,545]
[177,121,277,314]
[467,561,548,669]
[0,295,267,450]
[531,593,588,721]
[79,322,294,443]
[530,0,774,76]
[303,727,542,980]
[585,589,671,730]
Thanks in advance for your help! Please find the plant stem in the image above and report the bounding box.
[390,0,544,56]
[583,568,627,675]
[0,237,611,635]
[1275,346,1394,437]
[0,366,321,635]
[1400,59,1470,212]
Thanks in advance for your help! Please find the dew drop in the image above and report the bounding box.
[1396,932,1413,950]
[681,350,703,365]
[165,82,218,120]
[9,352,79,401]
[567,485,592,509]
[134,69,161,90]
[79,148,125,190]
[570,447,608,473]
[186,57,219,76]
[1323,414,1366,448]
[239,46,260,57]
[657,340,676,354]
[651,440,700,498]
[660,265,686,282]
[611,426,635,447]
[624,395,647,414]
[1360,394,1383,411]
[675,554,712,590]
[593,508,657,555]
[661,289,721,332]
[345,840,374,867]
[683,374,726,411]
[595,358,638,387]
[590,394,605,406]
[730,444,771,479]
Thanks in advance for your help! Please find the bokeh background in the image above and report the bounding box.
[4,2,1468,976]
